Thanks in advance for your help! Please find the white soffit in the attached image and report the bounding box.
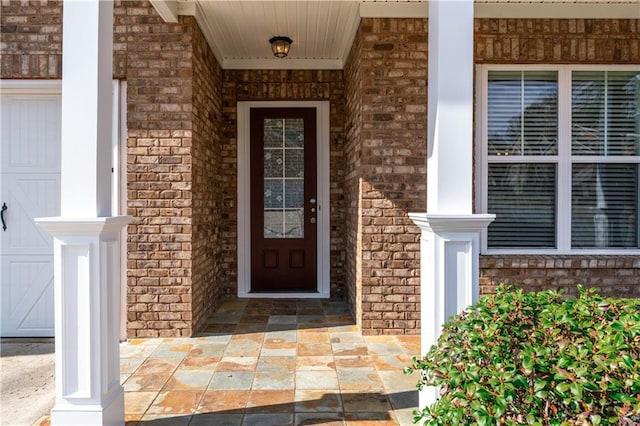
[154,0,640,70]
[186,1,360,70]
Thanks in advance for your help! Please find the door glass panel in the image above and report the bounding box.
[264,119,284,148]
[285,180,304,208]
[285,119,304,147]
[264,211,284,238]
[264,118,305,239]
[264,180,283,209]
[284,210,304,238]
[264,150,283,178]
[285,149,304,177]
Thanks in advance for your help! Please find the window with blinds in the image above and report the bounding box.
[486,71,559,248]
[571,71,640,248]
[572,71,639,156]
[572,164,638,248]
[488,164,556,248]
[482,67,640,251]
[488,71,558,156]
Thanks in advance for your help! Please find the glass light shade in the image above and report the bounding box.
[269,36,292,58]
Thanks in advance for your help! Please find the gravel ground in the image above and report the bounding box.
[0,339,55,426]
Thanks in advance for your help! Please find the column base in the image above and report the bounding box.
[409,213,495,409]
[36,216,132,426]
[51,387,124,426]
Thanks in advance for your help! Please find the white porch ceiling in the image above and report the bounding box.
[151,0,640,70]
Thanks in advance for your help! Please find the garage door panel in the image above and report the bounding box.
[2,97,61,172]
[1,91,60,337]
[1,256,54,337]
[2,174,59,255]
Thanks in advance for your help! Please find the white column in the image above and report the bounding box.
[409,0,494,408]
[35,218,131,425]
[35,1,131,425]
[60,0,113,218]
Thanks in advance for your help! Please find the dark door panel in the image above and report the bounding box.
[250,108,317,292]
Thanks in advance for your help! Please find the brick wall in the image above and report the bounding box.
[475,19,639,63]
[119,5,227,337]
[119,3,198,337]
[0,0,62,78]
[220,70,347,299]
[480,256,640,299]
[189,18,225,334]
[344,18,427,335]
[344,22,365,330]
[476,19,640,299]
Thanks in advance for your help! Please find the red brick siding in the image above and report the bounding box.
[475,19,639,63]
[122,8,226,337]
[344,18,427,335]
[119,3,196,337]
[0,0,62,78]
[344,21,365,330]
[190,18,225,334]
[480,256,640,299]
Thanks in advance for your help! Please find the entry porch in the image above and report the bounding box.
[35,298,420,426]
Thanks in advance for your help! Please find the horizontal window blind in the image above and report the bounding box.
[488,164,557,248]
[488,71,558,156]
[572,164,639,248]
[572,71,640,156]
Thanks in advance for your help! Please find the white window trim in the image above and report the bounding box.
[237,101,331,298]
[476,64,640,255]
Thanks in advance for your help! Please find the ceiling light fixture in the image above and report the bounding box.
[269,36,292,58]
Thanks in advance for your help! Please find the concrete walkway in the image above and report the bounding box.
[25,299,421,425]
[1,339,55,426]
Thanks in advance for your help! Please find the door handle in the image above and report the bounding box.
[1,203,6,231]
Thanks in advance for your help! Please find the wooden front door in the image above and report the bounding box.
[250,108,317,292]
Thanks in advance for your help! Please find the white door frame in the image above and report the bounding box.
[237,101,330,298]
[114,81,128,341]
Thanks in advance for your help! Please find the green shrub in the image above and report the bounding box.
[405,285,640,425]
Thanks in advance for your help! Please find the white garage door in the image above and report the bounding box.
[1,84,61,337]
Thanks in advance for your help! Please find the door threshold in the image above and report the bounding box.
[239,291,330,299]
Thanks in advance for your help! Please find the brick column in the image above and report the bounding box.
[344,18,427,335]
[409,0,494,407]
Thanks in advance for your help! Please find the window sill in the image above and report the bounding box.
[481,249,640,256]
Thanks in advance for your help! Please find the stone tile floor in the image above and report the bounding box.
[36,299,421,425]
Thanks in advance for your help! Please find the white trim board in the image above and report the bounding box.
[237,101,331,299]
[0,80,61,95]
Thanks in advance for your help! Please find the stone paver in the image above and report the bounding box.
[33,299,420,426]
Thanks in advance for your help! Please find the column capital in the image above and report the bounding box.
[409,213,496,235]
[35,216,132,238]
